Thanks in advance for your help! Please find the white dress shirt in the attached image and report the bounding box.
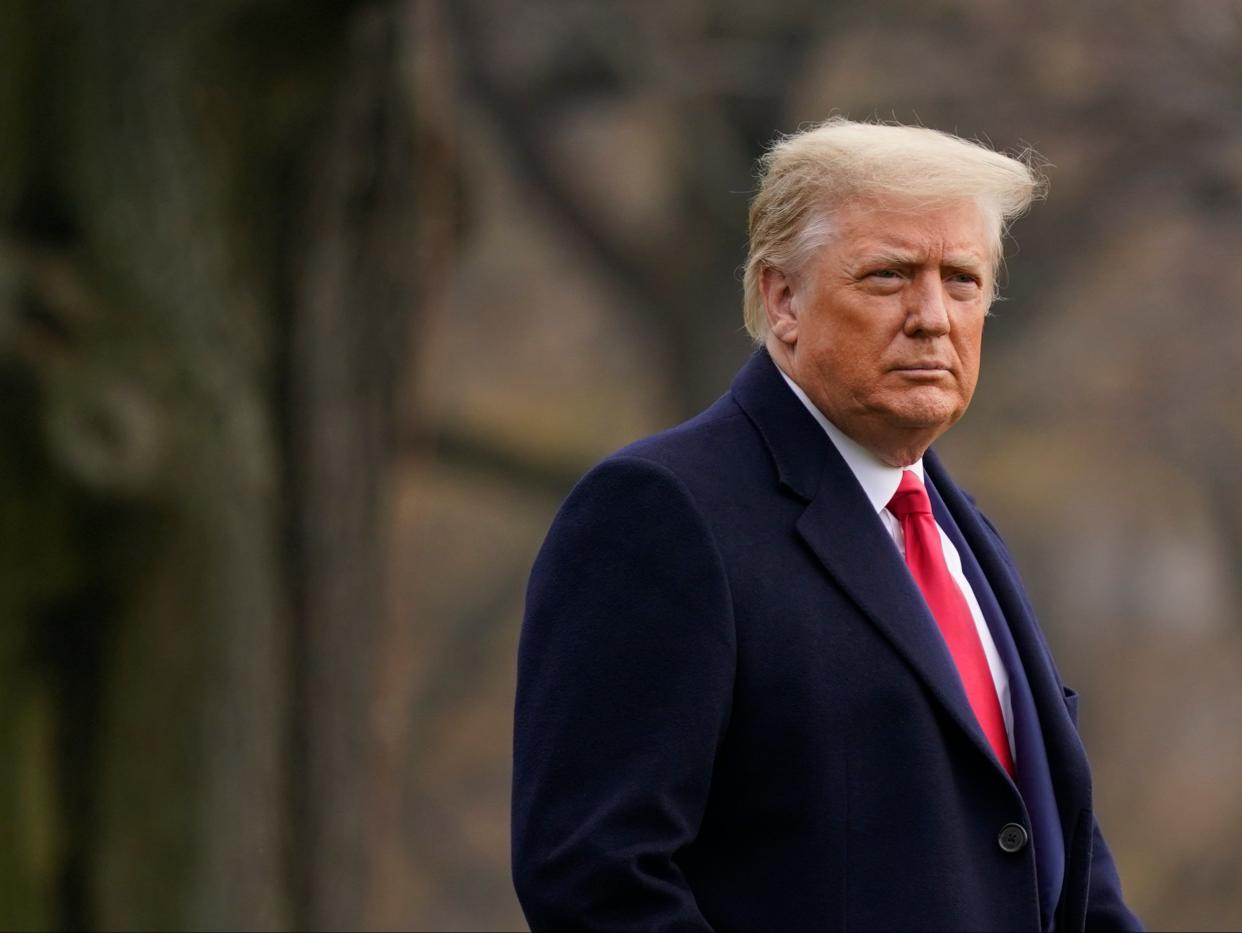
[777,369,1015,755]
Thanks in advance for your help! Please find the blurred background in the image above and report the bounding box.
[2,0,1240,930]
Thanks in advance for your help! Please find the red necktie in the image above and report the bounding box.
[887,471,1014,777]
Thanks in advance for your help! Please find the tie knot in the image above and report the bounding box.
[887,470,932,518]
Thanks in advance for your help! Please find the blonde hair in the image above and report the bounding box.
[742,118,1047,341]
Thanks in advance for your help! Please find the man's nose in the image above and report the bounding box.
[904,274,951,337]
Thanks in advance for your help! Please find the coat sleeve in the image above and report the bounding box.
[512,455,735,932]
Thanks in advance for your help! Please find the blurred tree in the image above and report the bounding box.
[0,0,425,928]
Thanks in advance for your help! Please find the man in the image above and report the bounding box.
[512,118,1143,931]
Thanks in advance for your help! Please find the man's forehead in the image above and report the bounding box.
[834,201,993,263]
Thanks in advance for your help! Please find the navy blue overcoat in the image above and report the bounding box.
[513,349,1142,932]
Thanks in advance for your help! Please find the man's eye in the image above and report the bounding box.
[948,273,980,286]
[870,269,901,279]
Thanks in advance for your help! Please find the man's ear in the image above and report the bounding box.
[760,265,799,346]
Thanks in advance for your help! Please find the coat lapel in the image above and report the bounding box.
[731,350,1012,779]
[925,451,1093,826]
[794,445,1013,778]
[928,469,1065,928]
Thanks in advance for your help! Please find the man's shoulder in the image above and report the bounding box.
[617,392,747,458]
[600,391,772,492]
[550,389,775,531]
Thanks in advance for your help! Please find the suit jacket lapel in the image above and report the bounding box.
[794,445,1012,777]
[731,350,1012,779]
[925,450,1093,827]
[928,469,1065,928]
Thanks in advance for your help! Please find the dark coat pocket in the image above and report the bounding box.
[1063,686,1080,726]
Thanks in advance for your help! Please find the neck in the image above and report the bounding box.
[842,427,933,469]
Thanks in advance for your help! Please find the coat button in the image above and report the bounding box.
[998,822,1029,854]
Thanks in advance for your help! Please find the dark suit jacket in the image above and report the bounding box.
[513,349,1143,932]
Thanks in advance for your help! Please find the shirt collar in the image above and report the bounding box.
[776,366,923,514]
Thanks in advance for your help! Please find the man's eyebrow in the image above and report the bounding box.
[942,252,988,270]
[853,249,919,266]
[943,248,983,263]
[851,248,989,269]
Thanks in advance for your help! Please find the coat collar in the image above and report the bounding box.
[728,347,832,502]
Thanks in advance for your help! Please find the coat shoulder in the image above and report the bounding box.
[605,394,774,499]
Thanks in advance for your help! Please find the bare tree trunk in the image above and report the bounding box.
[284,6,419,929]
[0,1,421,929]
[37,2,289,927]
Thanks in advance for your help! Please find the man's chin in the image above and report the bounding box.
[880,395,966,433]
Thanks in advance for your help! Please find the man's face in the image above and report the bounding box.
[771,198,994,465]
